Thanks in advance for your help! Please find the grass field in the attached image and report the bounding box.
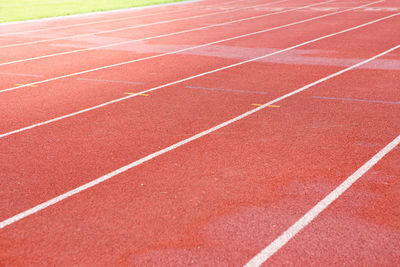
[0,0,187,23]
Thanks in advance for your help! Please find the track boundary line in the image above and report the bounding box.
[0,0,250,37]
[2,0,381,93]
[2,0,386,68]
[1,11,398,139]
[0,41,398,230]
[0,0,205,26]
[0,0,288,48]
[245,132,400,266]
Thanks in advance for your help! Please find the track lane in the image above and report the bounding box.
[0,0,328,66]
[0,0,290,48]
[262,141,400,266]
[1,0,399,265]
[1,46,399,264]
[1,4,397,135]
[1,6,399,228]
[7,2,398,69]
[244,51,400,265]
[0,0,332,88]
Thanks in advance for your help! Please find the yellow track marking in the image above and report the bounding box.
[15,84,37,87]
[125,92,149,96]
[251,104,280,107]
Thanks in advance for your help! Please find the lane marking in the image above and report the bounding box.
[0,0,295,67]
[253,6,400,12]
[187,86,268,94]
[312,95,400,105]
[1,12,398,140]
[245,133,400,266]
[0,0,287,49]
[0,0,380,93]
[125,92,149,96]
[0,43,398,230]
[0,72,42,77]
[0,0,245,37]
[14,84,37,87]
[252,104,280,107]
[77,78,144,85]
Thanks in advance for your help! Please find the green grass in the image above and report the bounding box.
[0,0,188,23]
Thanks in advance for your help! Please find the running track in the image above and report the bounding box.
[0,0,399,265]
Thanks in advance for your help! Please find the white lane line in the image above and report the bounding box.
[0,43,398,230]
[0,0,346,67]
[2,0,378,93]
[187,86,269,94]
[0,0,247,37]
[0,12,398,140]
[0,0,287,49]
[0,72,43,77]
[312,95,400,105]
[76,78,144,85]
[245,133,400,267]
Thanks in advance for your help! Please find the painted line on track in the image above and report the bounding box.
[244,133,400,266]
[14,84,37,87]
[0,0,379,92]
[0,42,398,230]
[0,12,398,139]
[0,0,287,49]
[0,72,43,77]
[124,92,149,96]
[186,86,268,94]
[253,6,400,12]
[312,95,400,105]
[251,103,280,107]
[77,78,144,85]
[0,0,251,36]
[0,0,296,66]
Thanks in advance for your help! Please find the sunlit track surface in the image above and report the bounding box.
[0,0,399,265]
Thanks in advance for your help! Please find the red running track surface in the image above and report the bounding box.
[0,0,399,265]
